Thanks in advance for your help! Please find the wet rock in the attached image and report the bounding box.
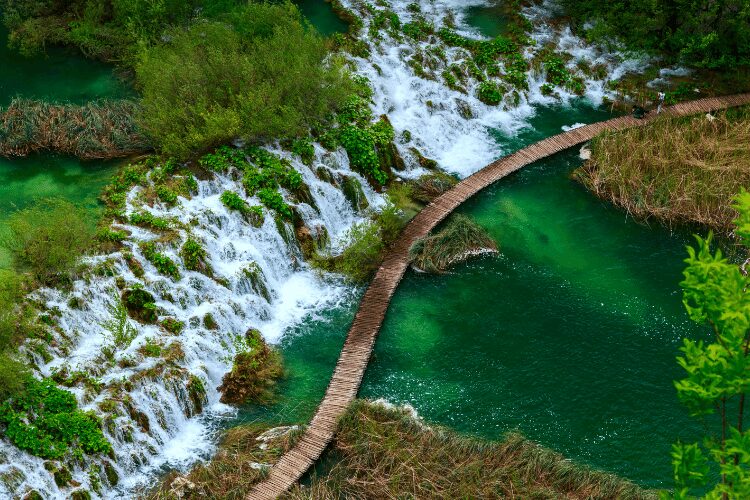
[341,176,369,212]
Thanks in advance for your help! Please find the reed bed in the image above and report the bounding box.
[286,400,656,499]
[573,106,750,234]
[0,98,150,159]
[409,213,498,273]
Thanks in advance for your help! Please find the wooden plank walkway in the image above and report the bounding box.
[247,93,750,500]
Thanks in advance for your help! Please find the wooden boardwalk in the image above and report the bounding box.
[247,93,750,499]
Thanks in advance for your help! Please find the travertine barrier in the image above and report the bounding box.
[248,93,750,499]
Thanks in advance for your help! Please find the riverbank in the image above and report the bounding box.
[149,400,655,499]
[573,105,750,234]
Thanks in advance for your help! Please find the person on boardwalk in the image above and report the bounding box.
[657,92,666,114]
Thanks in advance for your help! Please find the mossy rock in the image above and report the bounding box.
[203,313,218,330]
[408,147,438,170]
[22,490,44,500]
[376,141,406,172]
[315,166,338,185]
[121,287,157,324]
[292,183,319,213]
[341,176,369,212]
[52,465,72,487]
[239,263,271,302]
[104,462,119,486]
[187,374,207,416]
[296,225,330,260]
[70,490,91,500]
[218,329,283,405]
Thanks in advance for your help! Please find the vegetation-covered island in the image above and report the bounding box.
[0,0,749,498]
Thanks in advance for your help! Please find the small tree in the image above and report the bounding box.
[668,190,750,498]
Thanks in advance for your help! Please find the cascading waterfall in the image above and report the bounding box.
[0,1,682,498]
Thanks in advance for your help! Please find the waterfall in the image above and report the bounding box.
[0,1,669,497]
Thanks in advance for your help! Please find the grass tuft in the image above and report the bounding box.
[573,106,750,234]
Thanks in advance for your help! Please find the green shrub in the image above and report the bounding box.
[2,198,94,284]
[221,191,251,214]
[333,221,385,283]
[477,81,504,105]
[135,2,353,159]
[258,188,293,220]
[290,138,315,166]
[160,318,184,335]
[140,242,180,279]
[180,238,210,273]
[339,125,389,185]
[129,211,172,231]
[0,377,111,460]
[122,285,157,324]
[155,185,178,206]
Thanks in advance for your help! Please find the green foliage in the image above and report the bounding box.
[559,0,750,71]
[290,138,315,166]
[1,0,199,62]
[402,19,434,41]
[155,185,178,206]
[129,211,172,231]
[221,191,251,214]
[199,145,246,172]
[0,377,111,460]
[122,285,157,324]
[218,329,284,405]
[2,198,94,284]
[477,81,504,105]
[135,2,353,159]
[339,125,390,185]
[668,191,750,498]
[180,238,209,273]
[258,188,292,220]
[160,317,184,335]
[542,54,585,95]
[140,241,180,279]
[244,147,303,193]
[101,293,138,349]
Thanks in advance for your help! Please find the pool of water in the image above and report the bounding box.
[293,0,348,36]
[236,99,709,487]
[0,26,131,107]
[0,28,129,268]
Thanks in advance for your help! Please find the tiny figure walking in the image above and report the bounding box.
[657,92,666,114]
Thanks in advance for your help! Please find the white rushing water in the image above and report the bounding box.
[0,1,668,498]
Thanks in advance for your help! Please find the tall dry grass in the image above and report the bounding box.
[0,98,150,159]
[573,106,750,234]
[286,400,656,500]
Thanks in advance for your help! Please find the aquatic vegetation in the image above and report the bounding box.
[406,171,458,204]
[574,106,750,233]
[217,329,283,405]
[0,377,111,460]
[409,214,498,273]
[129,211,173,231]
[477,81,504,105]
[0,99,149,159]
[287,401,655,498]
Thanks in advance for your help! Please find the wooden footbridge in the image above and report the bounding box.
[248,93,750,499]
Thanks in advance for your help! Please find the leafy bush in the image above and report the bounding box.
[221,191,251,214]
[140,242,180,279]
[135,2,352,159]
[0,377,111,460]
[122,285,157,324]
[559,0,750,71]
[258,188,293,220]
[180,238,210,273]
[478,81,504,105]
[129,211,172,231]
[2,198,94,284]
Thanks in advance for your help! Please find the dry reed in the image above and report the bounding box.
[573,106,750,234]
[0,98,150,159]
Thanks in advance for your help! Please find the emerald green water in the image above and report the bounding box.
[238,101,708,488]
[0,28,128,268]
[0,26,131,107]
[293,0,348,35]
